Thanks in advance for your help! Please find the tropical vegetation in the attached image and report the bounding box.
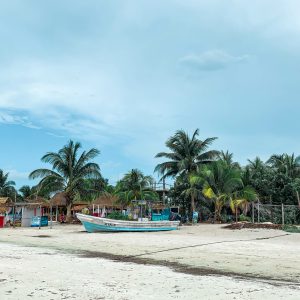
[0,169,16,199]
[1,129,300,224]
[115,169,159,207]
[29,140,101,222]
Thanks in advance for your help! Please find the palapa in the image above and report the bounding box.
[91,194,121,209]
[49,192,67,207]
[24,196,50,208]
[0,197,13,206]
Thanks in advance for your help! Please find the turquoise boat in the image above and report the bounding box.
[76,213,180,233]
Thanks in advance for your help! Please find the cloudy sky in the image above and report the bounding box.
[1,0,300,187]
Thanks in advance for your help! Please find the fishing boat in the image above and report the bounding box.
[76,213,180,232]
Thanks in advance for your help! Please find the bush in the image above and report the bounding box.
[106,211,129,221]
[239,214,251,222]
[220,213,232,223]
[283,225,300,233]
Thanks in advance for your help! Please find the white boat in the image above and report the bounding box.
[76,213,180,232]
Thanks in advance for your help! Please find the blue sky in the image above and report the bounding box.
[1,0,300,188]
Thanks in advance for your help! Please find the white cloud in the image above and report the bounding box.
[179,50,249,72]
[5,169,29,181]
[0,111,40,129]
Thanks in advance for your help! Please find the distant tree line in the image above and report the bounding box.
[1,129,299,223]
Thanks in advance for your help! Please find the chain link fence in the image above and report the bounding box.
[251,202,300,225]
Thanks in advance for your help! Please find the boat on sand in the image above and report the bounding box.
[76,213,180,232]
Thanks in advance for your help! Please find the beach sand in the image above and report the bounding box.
[0,223,299,299]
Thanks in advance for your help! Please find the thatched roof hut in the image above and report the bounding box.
[49,192,67,207]
[0,197,12,206]
[0,197,13,214]
[91,194,121,209]
[24,196,49,208]
[71,203,89,212]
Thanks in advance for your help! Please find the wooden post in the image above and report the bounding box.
[98,205,100,217]
[296,191,300,208]
[50,205,53,229]
[93,204,95,214]
[257,200,260,223]
[281,203,284,226]
[252,202,254,223]
[13,192,16,228]
[56,206,58,222]
[39,205,42,229]
[12,205,15,228]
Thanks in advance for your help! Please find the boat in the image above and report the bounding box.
[76,213,180,232]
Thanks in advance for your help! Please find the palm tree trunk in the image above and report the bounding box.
[66,201,73,223]
[235,208,238,223]
[191,194,195,213]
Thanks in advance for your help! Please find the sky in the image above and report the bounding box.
[1,0,300,188]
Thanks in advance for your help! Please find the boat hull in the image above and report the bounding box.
[76,213,180,232]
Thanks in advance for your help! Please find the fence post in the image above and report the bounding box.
[281,203,284,226]
[257,201,260,223]
[50,205,53,229]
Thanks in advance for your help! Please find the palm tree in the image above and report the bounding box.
[267,153,300,178]
[0,169,16,198]
[155,129,218,213]
[248,157,265,172]
[19,185,36,200]
[202,161,257,222]
[218,150,240,168]
[181,174,203,218]
[29,140,101,222]
[116,169,158,206]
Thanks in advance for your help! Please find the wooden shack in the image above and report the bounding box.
[21,197,50,227]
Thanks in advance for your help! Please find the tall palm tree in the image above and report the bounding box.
[29,140,101,222]
[155,129,218,213]
[181,174,203,217]
[0,169,16,198]
[116,169,158,206]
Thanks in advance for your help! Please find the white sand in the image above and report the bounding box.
[0,224,299,299]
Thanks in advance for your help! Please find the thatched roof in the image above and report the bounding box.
[0,197,12,206]
[91,194,121,208]
[24,196,49,208]
[71,204,89,211]
[49,192,67,207]
[152,202,165,210]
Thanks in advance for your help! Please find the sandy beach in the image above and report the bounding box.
[0,223,299,299]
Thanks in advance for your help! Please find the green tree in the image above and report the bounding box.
[29,140,101,222]
[19,185,35,200]
[218,150,240,168]
[267,153,300,179]
[201,161,257,222]
[116,169,158,206]
[0,169,16,199]
[155,129,218,213]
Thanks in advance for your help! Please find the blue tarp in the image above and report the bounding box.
[31,216,48,227]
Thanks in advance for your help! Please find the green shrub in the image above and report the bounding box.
[239,214,251,222]
[283,225,300,233]
[107,211,129,221]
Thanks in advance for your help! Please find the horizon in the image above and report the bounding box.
[1,1,300,188]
